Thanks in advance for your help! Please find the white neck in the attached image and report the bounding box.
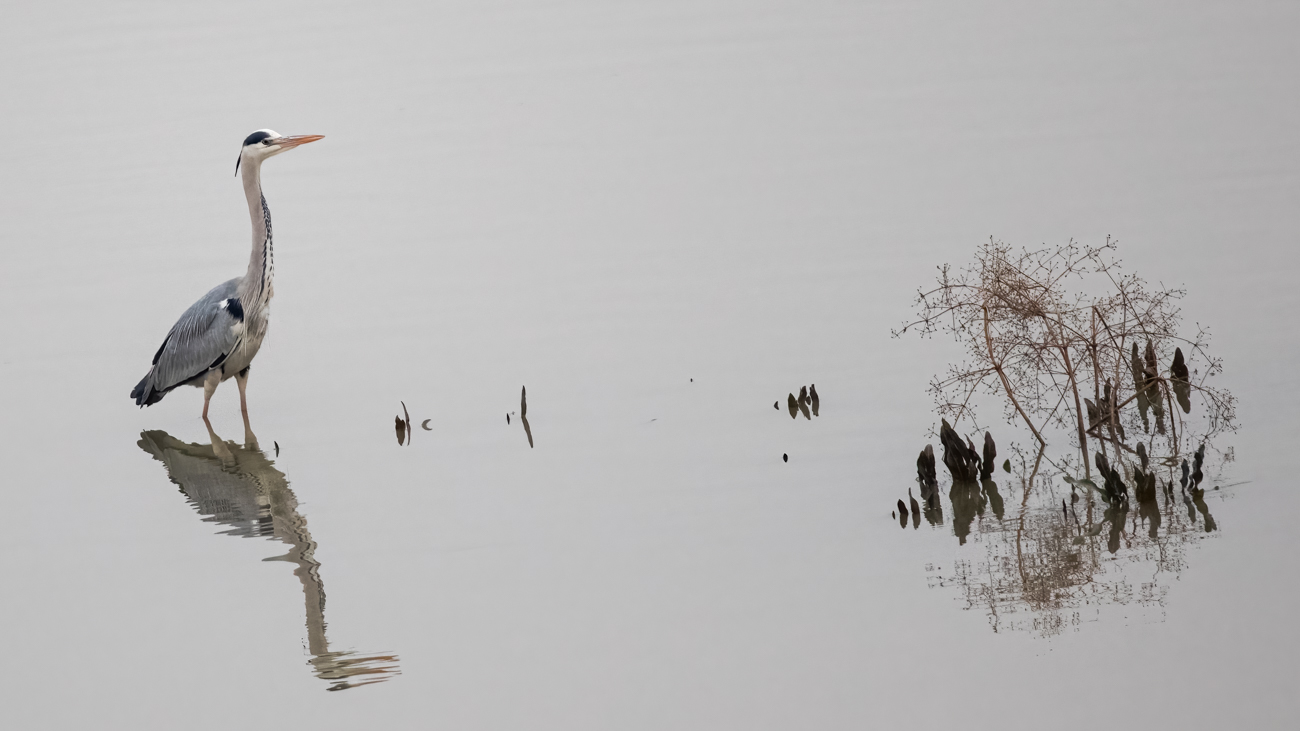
[238,155,273,308]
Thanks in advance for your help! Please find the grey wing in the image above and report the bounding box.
[131,278,245,406]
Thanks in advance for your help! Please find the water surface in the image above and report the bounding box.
[1,1,1297,728]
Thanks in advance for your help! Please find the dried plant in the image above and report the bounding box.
[895,238,1235,478]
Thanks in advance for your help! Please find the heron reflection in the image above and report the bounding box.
[138,422,399,690]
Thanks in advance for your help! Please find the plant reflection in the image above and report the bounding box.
[919,448,1223,638]
[138,422,400,690]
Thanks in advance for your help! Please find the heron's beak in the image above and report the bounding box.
[271,134,325,149]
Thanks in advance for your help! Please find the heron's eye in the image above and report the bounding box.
[262,139,272,146]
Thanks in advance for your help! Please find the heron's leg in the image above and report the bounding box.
[235,367,258,450]
[201,370,221,420]
[235,367,251,415]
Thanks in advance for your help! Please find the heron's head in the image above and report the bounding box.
[235,129,324,174]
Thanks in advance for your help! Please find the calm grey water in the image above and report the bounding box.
[2,1,1297,728]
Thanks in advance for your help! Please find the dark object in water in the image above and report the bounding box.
[908,488,921,526]
[506,413,510,424]
[787,393,799,419]
[394,416,406,445]
[949,480,983,545]
[274,441,279,457]
[1002,459,1010,473]
[1130,343,1152,434]
[1094,452,1129,505]
[1170,347,1189,381]
[1105,503,1129,554]
[399,401,412,445]
[1084,380,1126,440]
[809,384,820,416]
[1144,340,1159,382]
[796,387,811,420]
[917,444,940,510]
[916,445,937,484]
[1191,486,1217,532]
[923,497,944,527]
[939,419,980,482]
[421,419,432,431]
[1180,459,1190,489]
[982,479,1004,520]
[979,432,996,480]
[1133,467,1158,504]
[1191,443,1205,487]
[521,386,533,448]
[1094,451,1110,478]
[1139,491,1162,538]
[1136,442,1149,471]
[774,401,779,410]
[1107,381,1125,439]
[1170,347,1192,413]
[783,453,788,462]
[1145,341,1167,434]
[897,499,908,528]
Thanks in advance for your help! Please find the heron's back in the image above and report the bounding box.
[131,277,252,405]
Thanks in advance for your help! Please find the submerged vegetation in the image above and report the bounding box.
[896,239,1237,636]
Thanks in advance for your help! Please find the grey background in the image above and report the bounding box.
[1,0,1297,728]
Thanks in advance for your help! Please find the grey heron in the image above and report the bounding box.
[131,129,323,425]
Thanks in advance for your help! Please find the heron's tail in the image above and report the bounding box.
[131,373,166,407]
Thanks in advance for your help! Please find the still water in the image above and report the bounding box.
[2,1,1297,728]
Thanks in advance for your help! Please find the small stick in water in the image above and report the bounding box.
[400,401,412,445]
[521,386,533,448]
